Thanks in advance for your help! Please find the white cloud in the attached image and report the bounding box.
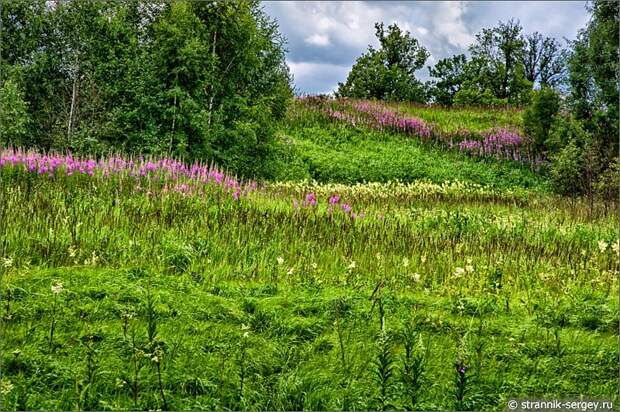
[287,61,351,94]
[431,2,475,49]
[305,33,331,47]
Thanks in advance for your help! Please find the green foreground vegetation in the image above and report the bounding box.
[1,165,618,410]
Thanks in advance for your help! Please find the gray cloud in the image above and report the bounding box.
[263,1,589,95]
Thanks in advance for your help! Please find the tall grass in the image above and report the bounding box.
[0,151,618,410]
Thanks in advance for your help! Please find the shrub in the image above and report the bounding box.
[522,87,561,153]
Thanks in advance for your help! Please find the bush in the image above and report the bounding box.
[523,87,561,153]
[595,158,619,201]
[0,79,30,147]
[453,87,508,107]
[549,142,583,195]
[548,118,605,197]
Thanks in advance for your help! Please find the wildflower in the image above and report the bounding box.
[2,257,13,268]
[598,240,609,253]
[287,267,294,276]
[276,256,284,265]
[466,265,474,273]
[341,203,352,213]
[328,195,340,205]
[310,262,318,271]
[454,267,465,277]
[613,240,620,255]
[51,281,64,295]
[402,257,410,268]
[347,261,356,270]
[420,254,427,264]
[412,273,421,282]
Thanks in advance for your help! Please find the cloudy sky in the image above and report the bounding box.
[262,1,590,94]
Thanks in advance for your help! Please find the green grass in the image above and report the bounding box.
[1,168,618,410]
[274,121,546,190]
[392,103,523,135]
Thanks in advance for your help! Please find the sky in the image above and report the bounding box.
[262,1,591,95]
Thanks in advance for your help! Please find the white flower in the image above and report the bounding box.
[276,256,284,265]
[287,267,294,276]
[466,265,474,273]
[454,267,465,277]
[402,257,410,268]
[347,261,356,270]
[2,257,13,268]
[420,255,427,264]
[613,240,620,255]
[412,273,421,282]
[598,240,609,253]
[51,282,64,295]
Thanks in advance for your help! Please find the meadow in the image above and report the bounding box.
[0,100,618,411]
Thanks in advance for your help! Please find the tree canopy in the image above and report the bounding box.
[336,23,429,102]
[0,0,292,178]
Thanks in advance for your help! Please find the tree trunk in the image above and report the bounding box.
[67,76,78,143]
[207,29,217,127]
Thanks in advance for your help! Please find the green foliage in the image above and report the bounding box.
[0,79,30,147]
[1,0,292,178]
[1,166,618,410]
[522,87,561,153]
[521,32,567,87]
[428,54,468,105]
[452,19,534,107]
[277,123,544,190]
[567,0,618,156]
[337,23,429,102]
[549,141,584,196]
[548,118,603,197]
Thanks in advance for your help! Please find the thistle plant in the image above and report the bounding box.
[454,358,468,411]
[401,323,426,411]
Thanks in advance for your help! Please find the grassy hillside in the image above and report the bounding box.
[392,103,523,135]
[1,151,617,410]
[272,99,543,189]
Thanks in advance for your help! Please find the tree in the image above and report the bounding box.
[0,0,292,178]
[521,32,567,87]
[567,0,618,157]
[451,19,533,106]
[0,79,30,147]
[428,54,468,105]
[337,23,429,102]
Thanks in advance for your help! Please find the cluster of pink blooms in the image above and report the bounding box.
[351,101,433,140]
[457,128,525,161]
[0,148,255,199]
[293,192,365,220]
[325,108,357,126]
